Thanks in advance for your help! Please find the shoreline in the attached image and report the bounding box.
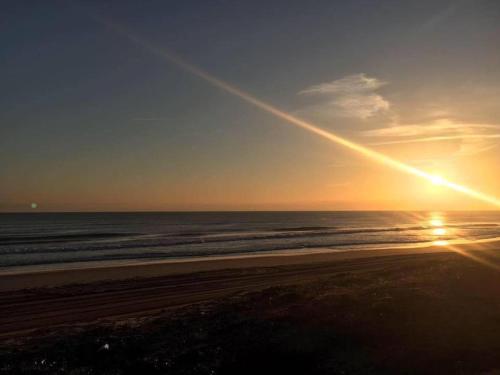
[1,239,499,291]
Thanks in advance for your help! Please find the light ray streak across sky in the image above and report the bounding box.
[94,15,500,208]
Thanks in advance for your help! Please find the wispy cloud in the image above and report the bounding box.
[369,133,500,146]
[299,73,386,95]
[363,119,500,156]
[298,73,390,120]
[364,120,500,137]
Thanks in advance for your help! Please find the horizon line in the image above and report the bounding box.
[1,209,499,214]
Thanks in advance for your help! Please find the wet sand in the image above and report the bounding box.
[0,242,474,291]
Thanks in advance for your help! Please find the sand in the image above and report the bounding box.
[0,242,479,291]
[3,241,500,373]
[1,240,499,340]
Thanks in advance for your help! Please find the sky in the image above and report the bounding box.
[1,0,500,211]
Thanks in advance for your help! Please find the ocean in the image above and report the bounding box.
[1,211,500,270]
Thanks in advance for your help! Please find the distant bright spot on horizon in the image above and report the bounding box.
[31,203,38,209]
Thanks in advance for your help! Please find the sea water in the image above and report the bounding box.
[1,211,500,269]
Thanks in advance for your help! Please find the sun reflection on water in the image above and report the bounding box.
[429,218,443,227]
[432,227,447,236]
[428,213,450,242]
[433,240,449,246]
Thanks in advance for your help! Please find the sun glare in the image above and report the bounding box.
[433,240,449,246]
[430,175,446,186]
[432,227,447,236]
[429,218,443,227]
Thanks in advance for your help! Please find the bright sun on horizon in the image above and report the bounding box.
[430,174,447,186]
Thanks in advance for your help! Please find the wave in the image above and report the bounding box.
[0,237,453,268]
[3,222,500,255]
[273,226,334,231]
[0,232,135,245]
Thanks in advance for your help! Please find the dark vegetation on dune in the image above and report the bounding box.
[2,255,500,374]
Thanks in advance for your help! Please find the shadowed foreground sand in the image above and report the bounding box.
[2,242,500,374]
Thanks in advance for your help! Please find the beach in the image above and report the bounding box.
[4,0,500,372]
[2,241,500,373]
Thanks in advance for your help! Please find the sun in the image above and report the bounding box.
[430,174,446,186]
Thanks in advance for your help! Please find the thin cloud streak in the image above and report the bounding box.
[363,121,500,137]
[418,0,470,34]
[364,119,500,155]
[370,134,500,146]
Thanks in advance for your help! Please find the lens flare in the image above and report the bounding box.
[443,243,500,272]
[90,14,500,209]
